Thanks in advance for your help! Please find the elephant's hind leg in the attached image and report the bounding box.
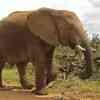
[17,62,33,89]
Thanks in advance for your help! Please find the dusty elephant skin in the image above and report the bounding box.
[0,7,94,95]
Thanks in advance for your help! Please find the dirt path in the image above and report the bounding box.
[0,89,53,100]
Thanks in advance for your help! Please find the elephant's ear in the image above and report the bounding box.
[27,10,59,46]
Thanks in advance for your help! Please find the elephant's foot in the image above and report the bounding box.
[47,73,57,85]
[32,88,48,95]
[79,70,92,79]
[20,80,33,89]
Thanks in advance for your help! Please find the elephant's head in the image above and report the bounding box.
[27,8,94,79]
[61,11,94,79]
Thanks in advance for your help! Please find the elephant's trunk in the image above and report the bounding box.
[79,42,94,79]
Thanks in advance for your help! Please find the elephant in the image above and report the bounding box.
[0,7,94,95]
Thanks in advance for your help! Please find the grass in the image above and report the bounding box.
[47,78,100,94]
[3,68,20,86]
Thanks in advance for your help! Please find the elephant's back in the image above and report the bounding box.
[6,11,32,27]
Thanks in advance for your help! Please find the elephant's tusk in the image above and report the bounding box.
[75,45,86,52]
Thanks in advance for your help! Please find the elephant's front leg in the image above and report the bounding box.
[32,47,49,95]
[0,63,5,87]
[34,62,47,95]
[33,46,56,95]
[17,62,33,89]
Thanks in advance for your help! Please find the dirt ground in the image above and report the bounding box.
[0,87,100,100]
[0,88,53,100]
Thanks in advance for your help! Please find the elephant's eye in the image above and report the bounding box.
[69,41,76,49]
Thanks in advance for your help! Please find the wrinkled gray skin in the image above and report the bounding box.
[0,8,94,94]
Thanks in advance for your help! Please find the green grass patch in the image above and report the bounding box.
[3,68,20,86]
